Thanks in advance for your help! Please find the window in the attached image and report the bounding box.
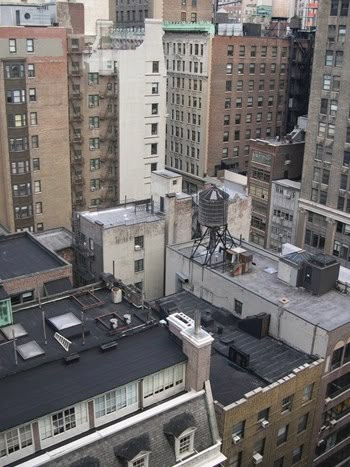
[261,46,267,57]
[95,382,137,419]
[239,45,245,57]
[152,61,159,73]
[292,445,303,464]
[135,236,144,248]
[226,80,232,92]
[253,438,265,456]
[257,407,269,422]
[0,424,33,457]
[323,75,331,91]
[5,64,25,79]
[8,114,27,128]
[276,425,288,446]
[335,51,344,67]
[151,143,157,155]
[30,112,37,126]
[227,45,234,56]
[90,158,101,171]
[223,131,229,142]
[175,429,195,461]
[33,158,40,171]
[251,46,256,57]
[129,453,149,467]
[34,180,41,193]
[9,38,17,53]
[281,395,293,412]
[90,179,101,191]
[224,115,230,126]
[274,457,284,467]
[331,346,343,370]
[249,63,255,74]
[229,451,242,467]
[26,39,34,53]
[340,0,349,15]
[302,383,314,402]
[338,26,347,42]
[260,63,266,74]
[238,63,244,74]
[135,259,144,272]
[151,103,158,115]
[35,202,42,215]
[224,98,231,109]
[89,138,100,150]
[232,420,245,438]
[330,0,339,14]
[151,82,159,95]
[191,12,197,22]
[236,97,242,108]
[325,50,333,66]
[226,63,233,75]
[11,161,29,175]
[89,116,100,129]
[88,95,99,107]
[247,96,253,107]
[7,89,26,104]
[234,299,242,315]
[40,407,79,439]
[88,72,99,85]
[9,137,28,152]
[297,413,308,433]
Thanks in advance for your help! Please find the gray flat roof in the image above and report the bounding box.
[272,179,301,190]
[80,205,163,228]
[0,233,66,281]
[34,228,73,252]
[170,241,350,332]
[153,292,314,405]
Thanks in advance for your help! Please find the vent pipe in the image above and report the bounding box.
[194,309,201,336]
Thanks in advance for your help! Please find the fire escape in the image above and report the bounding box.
[68,40,85,210]
[99,68,119,208]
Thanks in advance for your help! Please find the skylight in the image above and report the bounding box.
[48,312,81,331]
[1,323,28,340]
[17,341,45,360]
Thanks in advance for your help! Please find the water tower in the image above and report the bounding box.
[191,185,236,266]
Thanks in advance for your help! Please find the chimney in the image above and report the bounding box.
[167,311,214,392]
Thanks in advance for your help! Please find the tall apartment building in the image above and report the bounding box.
[208,35,290,176]
[297,0,319,30]
[68,19,166,210]
[164,22,214,194]
[0,26,72,233]
[248,129,304,248]
[295,0,350,268]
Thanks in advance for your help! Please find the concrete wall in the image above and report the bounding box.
[227,193,252,241]
[165,246,329,357]
[102,218,165,300]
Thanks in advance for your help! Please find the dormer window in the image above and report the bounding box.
[175,428,196,461]
[128,452,149,467]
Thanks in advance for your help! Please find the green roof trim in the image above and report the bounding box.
[163,21,215,34]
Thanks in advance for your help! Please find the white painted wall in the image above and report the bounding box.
[118,19,166,201]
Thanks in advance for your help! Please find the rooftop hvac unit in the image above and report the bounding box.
[261,420,269,429]
[232,435,241,444]
[253,453,263,465]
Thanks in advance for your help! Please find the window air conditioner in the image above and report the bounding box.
[232,435,241,444]
[261,420,269,429]
[320,425,327,431]
[330,419,337,427]
[91,187,96,192]
[89,125,95,129]
[317,439,325,447]
[134,245,141,251]
[88,81,93,85]
[325,397,332,404]
[91,167,95,171]
[90,145,95,150]
[89,103,94,108]
[252,453,263,465]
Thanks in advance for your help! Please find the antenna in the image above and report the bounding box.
[81,310,85,345]
[42,309,47,345]
[12,329,18,366]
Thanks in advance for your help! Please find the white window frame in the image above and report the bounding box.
[175,428,196,461]
[0,424,33,458]
[128,452,150,467]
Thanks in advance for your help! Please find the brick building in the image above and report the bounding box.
[208,35,290,175]
[0,26,72,233]
[155,292,324,467]
[248,130,304,248]
[0,231,72,303]
[296,0,350,269]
